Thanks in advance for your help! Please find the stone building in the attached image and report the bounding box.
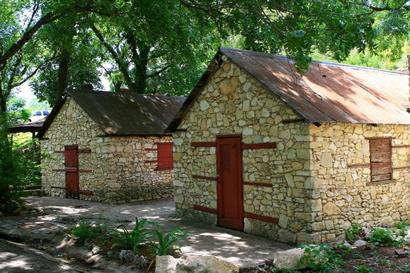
[38,90,184,203]
[168,48,410,243]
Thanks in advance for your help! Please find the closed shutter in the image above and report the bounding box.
[369,138,392,182]
[157,143,173,170]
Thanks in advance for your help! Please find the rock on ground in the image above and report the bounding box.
[155,255,239,273]
[353,239,368,248]
[272,248,304,269]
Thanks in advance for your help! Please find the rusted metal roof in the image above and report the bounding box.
[38,90,185,139]
[9,118,45,134]
[168,48,409,130]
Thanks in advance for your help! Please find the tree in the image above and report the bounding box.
[31,15,103,105]
[0,113,22,214]
[89,0,219,94]
[0,0,112,111]
[2,0,409,105]
[86,0,410,96]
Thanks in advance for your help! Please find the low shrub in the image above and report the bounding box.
[298,244,343,273]
[356,264,372,273]
[13,138,41,187]
[368,227,398,246]
[345,223,362,243]
[0,115,23,215]
[395,221,410,237]
[112,218,151,252]
[71,220,107,243]
[151,227,186,256]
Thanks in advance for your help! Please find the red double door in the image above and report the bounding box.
[64,145,79,199]
[216,135,243,230]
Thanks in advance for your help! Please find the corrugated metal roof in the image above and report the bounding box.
[9,118,45,134]
[168,48,409,130]
[222,48,409,124]
[39,91,185,138]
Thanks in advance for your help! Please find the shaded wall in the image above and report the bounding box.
[41,98,173,203]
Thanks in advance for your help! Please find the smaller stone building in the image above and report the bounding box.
[168,48,410,243]
[38,90,184,203]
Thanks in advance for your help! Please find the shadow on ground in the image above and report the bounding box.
[0,196,289,267]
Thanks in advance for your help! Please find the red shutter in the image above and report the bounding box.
[369,138,392,182]
[157,143,173,170]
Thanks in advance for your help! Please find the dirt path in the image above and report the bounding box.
[0,196,290,270]
[0,238,102,273]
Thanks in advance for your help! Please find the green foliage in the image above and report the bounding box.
[334,243,352,257]
[1,0,409,107]
[368,227,397,246]
[151,227,186,256]
[345,224,363,243]
[0,114,23,214]
[71,220,107,243]
[394,221,410,237]
[271,268,299,273]
[356,264,372,273]
[7,98,30,125]
[111,218,151,253]
[32,14,103,106]
[395,221,410,230]
[298,244,343,273]
[13,137,41,187]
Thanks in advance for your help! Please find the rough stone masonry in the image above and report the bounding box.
[41,98,173,203]
[172,57,410,243]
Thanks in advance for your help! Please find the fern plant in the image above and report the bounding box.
[113,218,151,252]
[151,227,186,256]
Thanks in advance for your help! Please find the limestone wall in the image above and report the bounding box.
[173,58,313,243]
[310,123,410,241]
[41,98,173,203]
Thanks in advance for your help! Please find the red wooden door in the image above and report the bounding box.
[216,135,243,230]
[64,145,79,199]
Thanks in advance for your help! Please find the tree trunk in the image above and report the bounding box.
[132,44,150,94]
[135,46,149,94]
[0,85,7,113]
[56,47,70,99]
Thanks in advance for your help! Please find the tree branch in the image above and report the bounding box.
[0,12,63,69]
[147,64,171,78]
[11,55,56,88]
[6,54,24,91]
[0,2,120,70]
[24,0,40,31]
[90,23,134,89]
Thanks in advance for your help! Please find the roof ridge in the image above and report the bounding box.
[69,90,185,99]
[220,47,408,76]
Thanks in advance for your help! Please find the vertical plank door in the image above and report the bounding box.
[64,145,79,199]
[216,135,243,230]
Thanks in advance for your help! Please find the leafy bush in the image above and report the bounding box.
[298,244,342,273]
[395,221,410,237]
[13,137,41,187]
[112,218,151,253]
[345,223,362,243]
[0,114,23,214]
[151,227,186,256]
[71,220,107,243]
[356,265,372,273]
[368,227,397,246]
